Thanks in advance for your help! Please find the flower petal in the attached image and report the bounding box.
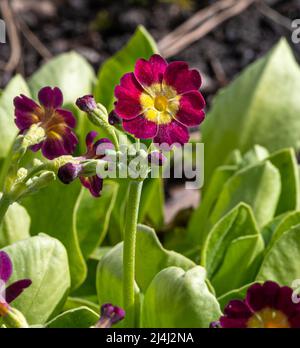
[14,95,41,131]
[0,251,12,283]
[245,283,266,312]
[175,91,205,127]
[154,120,189,147]
[30,142,43,152]
[123,115,158,139]
[38,87,63,109]
[220,316,249,328]
[85,131,98,149]
[223,300,252,318]
[275,286,295,316]
[56,109,76,128]
[80,176,103,197]
[5,279,32,304]
[134,54,167,87]
[164,61,201,94]
[114,73,143,120]
[290,313,300,328]
[41,129,78,160]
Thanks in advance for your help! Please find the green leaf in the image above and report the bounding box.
[2,234,70,325]
[211,235,264,295]
[94,25,158,111]
[135,224,195,292]
[187,165,236,247]
[141,266,221,328]
[257,224,300,285]
[0,199,30,248]
[260,213,289,246]
[46,307,98,328]
[96,243,140,328]
[63,297,99,313]
[208,161,281,229]
[0,75,30,159]
[267,148,300,214]
[202,39,300,180]
[76,182,118,258]
[22,180,86,290]
[202,203,260,278]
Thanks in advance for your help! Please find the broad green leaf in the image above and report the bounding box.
[0,199,30,247]
[28,51,95,108]
[208,161,281,229]
[202,203,260,278]
[269,211,300,248]
[2,234,70,324]
[217,282,262,311]
[260,213,289,246]
[237,145,270,169]
[267,148,300,214]
[135,224,195,292]
[202,39,300,180]
[96,243,140,328]
[211,235,264,295]
[94,25,158,111]
[139,178,164,229]
[22,180,86,290]
[257,225,300,285]
[187,165,236,247]
[63,297,99,313]
[0,75,30,159]
[46,307,98,328]
[141,266,221,328]
[76,182,118,258]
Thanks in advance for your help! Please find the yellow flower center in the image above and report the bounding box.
[247,308,290,328]
[140,83,180,125]
[0,302,9,317]
[154,95,168,112]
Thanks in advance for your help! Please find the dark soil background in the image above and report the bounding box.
[1,0,300,222]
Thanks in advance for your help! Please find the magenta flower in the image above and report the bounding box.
[211,281,300,328]
[114,54,205,147]
[0,251,31,317]
[58,131,113,197]
[14,86,78,160]
[94,303,125,328]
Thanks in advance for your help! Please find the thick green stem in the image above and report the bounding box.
[0,194,11,226]
[123,180,143,328]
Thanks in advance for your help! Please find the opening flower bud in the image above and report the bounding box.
[76,95,97,113]
[58,163,83,184]
[94,303,125,328]
[108,110,121,126]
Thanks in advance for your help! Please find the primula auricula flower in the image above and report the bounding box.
[114,54,205,147]
[14,86,78,160]
[0,251,31,317]
[211,281,300,328]
[94,303,125,328]
[58,131,114,197]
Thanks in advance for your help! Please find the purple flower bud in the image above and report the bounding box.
[57,163,83,184]
[148,151,166,166]
[95,303,125,328]
[76,95,97,113]
[108,110,121,126]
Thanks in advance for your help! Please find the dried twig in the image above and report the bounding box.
[257,1,292,31]
[0,0,22,72]
[159,0,256,58]
[16,16,52,60]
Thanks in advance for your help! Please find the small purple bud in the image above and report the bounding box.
[76,95,97,113]
[148,151,166,166]
[210,321,221,328]
[57,163,83,184]
[94,303,125,328]
[108,110,121,126]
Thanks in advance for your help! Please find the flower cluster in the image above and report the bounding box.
[211,281,300,328]
[0,251,31,317]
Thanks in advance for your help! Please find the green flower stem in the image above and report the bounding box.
[3,308,29,328]
[123,180,143,328]
[0,193,11,226]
